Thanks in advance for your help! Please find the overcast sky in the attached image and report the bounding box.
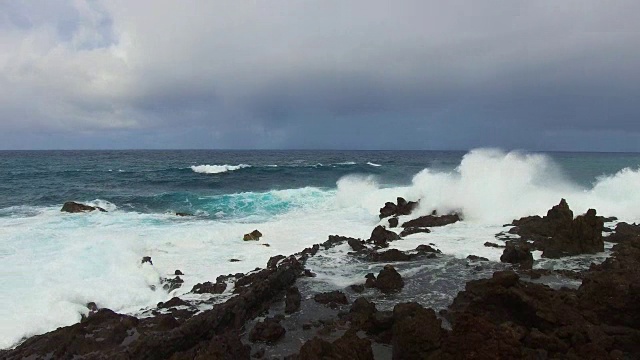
[1,1,639,151]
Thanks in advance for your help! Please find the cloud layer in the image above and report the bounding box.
[1,1,639,150]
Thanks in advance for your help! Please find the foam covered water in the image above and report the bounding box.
[1,149,639,349]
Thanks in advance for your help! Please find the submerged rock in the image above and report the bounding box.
[399,227,431,237]
[379,197,418,219]
[367,249,413,262]
[61,201,107,213]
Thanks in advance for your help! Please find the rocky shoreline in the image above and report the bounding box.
[3,198,640,359]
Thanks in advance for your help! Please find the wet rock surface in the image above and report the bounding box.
[61,201,107,213]
[401,213,460,228]
[6,200,640,360]
[379,197,418,219]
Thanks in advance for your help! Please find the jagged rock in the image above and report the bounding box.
[191,280,226,294]
[605,222,640,243]
[543,208,604,258]
[367,249,412,262]
[415,244,440,253]
[323,235,354,249]
[141,256,153,265]
[399,227,431,237]
[296,330,374,360]
[285,286,301,314]
[348,297,377,331]
[484,241,505,248]
[61,201,107,213]
[158,297,189,309]
[379,197,418,219]
[243,229,263,241]
[392,302,442,359]
[229,258,241,262]
[369,226,400,248]
[267,255,286,268]
[388,217,399,228]
[467,255,489,262]
[348,238,367,251]
[500,242,533,269]
[162,276,184,292]
[375,265,404,293]
[249,317,286,343]
[314,291,349,306]
[174,269,184,275]
[365,273,377,288]
[401,213,460,228]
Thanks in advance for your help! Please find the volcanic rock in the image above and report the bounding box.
[399,227,431,237]
[467,255,489,262]
[379,197,418,219]
[191,280,226,294]
[141,256,153,265]
[296,330,374,360]
[61,201,107,213]
[243,229,263,241]
[249,317,286,343]
[543,208,604,258]
[347,238,367,251]
[267,255,286,269]
[174,269,184,275]
[401,213,460,228]
[284,286,301,314]
[367,249,412,262]
[605,222,640,243]
[375,265,404,293]
[392,302,442,359]
[388,217,399,228]
[500,242,534,269]
[314,291,349,306]
[369,226,400,248]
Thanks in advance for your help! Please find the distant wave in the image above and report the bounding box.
[191,164,251,174]
[367,162,382,167]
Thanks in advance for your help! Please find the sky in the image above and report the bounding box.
[0,1,639,151]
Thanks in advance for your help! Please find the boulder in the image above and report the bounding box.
[284,286,301,314]
[367,249,413,262]
[379,197,418,219]
[314,291,349,306]
[392,303,442,359]
[297,330,374,360]
[141,256,153,265]
[61,201,107,213]
[605,222,640,243]
[401,213,460,228]
[500,242,533,269]
[348,238,367,251]
[191,281,226,294]
[388,217,399,228]
[249,317,286,343]
[543,208,604,258]
[243,229,263,241]
[369,226,400,248]
[467,255,489,262]
[267,255,286,269]
[399,227,431,237]
[375,265,404,293]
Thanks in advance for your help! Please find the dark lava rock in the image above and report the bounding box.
[401,213,460,228]
[392,302,442,359]
[415,244,440,253]
[162,276,184,292]
[175,212,192,217]
[249,317,286,343]
[399,227,431,237]
[543,208,604,258]
[379,197,418,219]
[191,280,226,294]
[314,291,349,306]
[350,284,365,293]
[323,235,355,250]
[296,329,374,360]
[348,238,367,251]
[605,222,640,243]
[388,217,399,228]
[141,256,153,265]
[500,242,534,269]
[267,255,286,268]
[61,201,107,213]
[229,258,241,262]
[375,265,404,293]
[158,297,189,309]
[467,255,489,262]
[484,241,505,248]
[369,225,400,248]
[284,286,301,314]
[367,249,413,262]
[348,297,378,331]
[174,269,184,276]
[243,229,263,241]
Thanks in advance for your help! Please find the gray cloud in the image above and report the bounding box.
[0,0,639,150]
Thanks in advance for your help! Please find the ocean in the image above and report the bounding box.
[1,148,640,349]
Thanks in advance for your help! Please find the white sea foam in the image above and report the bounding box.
[2,149,639,349]
[191,164,251,174]
[367,162,382,167]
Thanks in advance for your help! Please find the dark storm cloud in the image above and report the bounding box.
[0,0,639,150]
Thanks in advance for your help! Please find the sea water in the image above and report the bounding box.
[1,149,640,348]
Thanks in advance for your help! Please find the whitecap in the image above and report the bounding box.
[191,164,251,174]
